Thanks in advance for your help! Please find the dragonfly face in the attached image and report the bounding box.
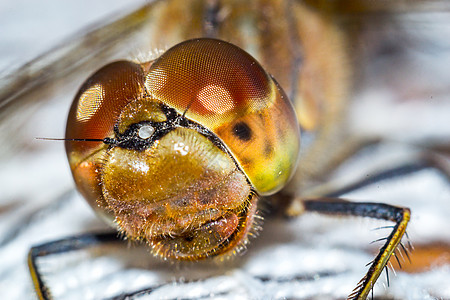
[1,1,450,300]
[65,38,300,260]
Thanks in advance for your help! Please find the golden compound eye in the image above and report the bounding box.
[65,61,145,160]
[138,125,155,139]
[65,60,146,212]
[146,38,300,195]
[66,38,300,262]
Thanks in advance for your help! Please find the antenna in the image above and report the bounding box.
[36,137,108,143]
[182,96,197,118]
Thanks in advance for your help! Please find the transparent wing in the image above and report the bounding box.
[0,1,449,299]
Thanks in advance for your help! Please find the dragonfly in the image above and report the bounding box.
[1,0,449,299]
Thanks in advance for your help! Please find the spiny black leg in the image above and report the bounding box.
[286,157,446,217]
[28,232,119,300]
[301,198,410,300]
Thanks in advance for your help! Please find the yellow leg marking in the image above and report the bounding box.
[349,208,410,300]
[28,249,50,300]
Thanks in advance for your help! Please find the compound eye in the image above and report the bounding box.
[65,61,145,161]
[145,38,273,126]
[144,39,300,195]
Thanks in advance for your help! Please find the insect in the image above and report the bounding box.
[63,38,301,261]
[1,1,450,300]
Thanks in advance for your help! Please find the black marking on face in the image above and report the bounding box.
[232,122,252,142]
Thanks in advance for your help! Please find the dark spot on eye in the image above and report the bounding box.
[232,122,252,141]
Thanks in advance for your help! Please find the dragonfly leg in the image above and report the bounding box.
[28,232,119,300]
[286,149,449,217]
[300,198,410,300]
